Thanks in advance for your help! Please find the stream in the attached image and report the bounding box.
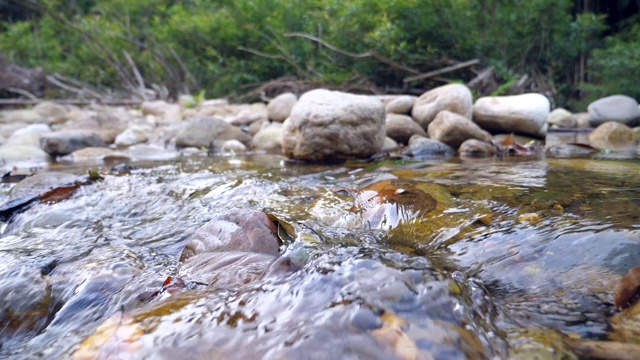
[1,134,639,359]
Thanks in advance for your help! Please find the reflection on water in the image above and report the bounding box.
[0,151,639,358]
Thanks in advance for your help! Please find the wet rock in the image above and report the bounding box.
[427,110,491,149]
[141,100,182,123]
[0,145,51,168]
[0,258,53,347]
[588,95,640,127]
[547,108,576,129]
[179,251,275,286]
[252,122,283,150]
[282,89,385,162]
[114,125,150,147]
[411,84,473,129]
[220,139,247,153]
[385,114,427,144]
[0,109,44,124]
[403,135,455,157]
[8,171,79,200]
[458,139,497,156]
[588,121,636,150]
[385,95,415,115]
[508,328,578,360]
[60,147,130,163]
[33,101,69,124]
[180,210,280,261]
[473,93,549,138]
[48,274,122,329]
[5,124,51,147]
[546,143,600,157]
[40,130,106,157]
[175,116,252,149]
[267,92,297,122]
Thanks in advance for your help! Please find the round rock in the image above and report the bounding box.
[588,95,640,127]
[267,93,297,122]
[282,89,385,162]
[385,114,426,145]
[427,110,491,149]
[473,93,549,138]
[411,84,473,129]
[180,210,280,261]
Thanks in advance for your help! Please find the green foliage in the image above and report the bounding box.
[585,24,640,101]
[0,0,634,106]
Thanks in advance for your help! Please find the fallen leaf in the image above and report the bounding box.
[614,267,640,310]
[39,183,81,204]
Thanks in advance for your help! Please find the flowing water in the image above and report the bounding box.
[1,136,639,359]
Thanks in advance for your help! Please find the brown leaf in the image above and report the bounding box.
[614,267,640,310]
[39,183,81,204]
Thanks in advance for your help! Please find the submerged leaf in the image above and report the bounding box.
[614,267,640,310]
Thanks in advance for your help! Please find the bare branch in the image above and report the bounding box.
[403,58,480,83]
[5,87,38,101]
[284,32,421,75]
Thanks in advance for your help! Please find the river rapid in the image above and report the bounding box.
[1,134,639,359]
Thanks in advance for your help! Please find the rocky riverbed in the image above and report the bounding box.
[0,86,640,359]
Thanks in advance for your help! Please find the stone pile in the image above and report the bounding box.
[0,85,638,169]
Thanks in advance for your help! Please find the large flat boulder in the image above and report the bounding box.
[282,89,385,162]
[175,116,252,149]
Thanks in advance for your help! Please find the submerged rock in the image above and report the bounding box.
[589,121,637,150]
[180,210,280,261]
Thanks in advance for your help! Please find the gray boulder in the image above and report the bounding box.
[458,139,497,156]
[282,89,385,162]
[385,114,427,144]
[5,124,51,147]
[175,116,252,149]
[473,93,549,138]
[588,95,640,127]
[0,145,51,168]
[411,84,473,129]
[252,122,283,151]
[427,110,491,149]
[40,131,106,157]
[403,135,455,157]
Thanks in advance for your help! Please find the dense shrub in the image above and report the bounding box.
[0,0,636,107]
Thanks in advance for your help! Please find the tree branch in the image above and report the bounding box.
[403,58,480,83]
